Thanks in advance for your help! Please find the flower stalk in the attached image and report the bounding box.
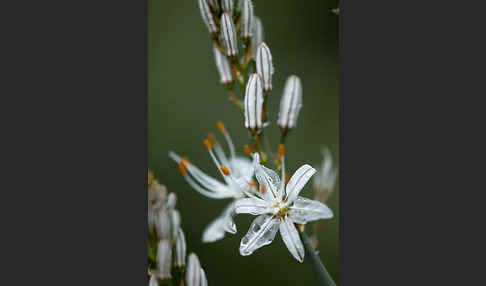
[300,231,337,286]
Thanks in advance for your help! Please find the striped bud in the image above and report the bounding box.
[221,0,233,15]
[198,0,217,34]
[251,17,264,58]
[171,209,181,238]
[207,0,219,11]
[200,268,208,286]
[220,13,238,56]
[278,75,303,130]
[241,0,254,39]
[213,45,232,85]
[186,253,201,286]
[175,228,187,267]
[244,73,264,132]
[256,42,273,92]
[167,192,177,209]
[157,239,172,279]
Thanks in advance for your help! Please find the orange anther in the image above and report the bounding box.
[260,184,266,194]
[207,133,216,145]
[217,121,226,133]
[179,158,190,175]
[243,145,252,155]
[248,181,258,188]
[277,144,285,157]
[203,138,213,149]
[285,174,291,184]
[220,165,230,176]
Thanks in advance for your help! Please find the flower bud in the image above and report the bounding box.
[167,192,177,209]
[213,45,233,85]
[200,268,208,286]
[186,253,201,286]
[207,0,219,11]
[277,75,303,130]
[171,209,181,238]
[220,13,238,56]
[157,239,172,279]
[244,73,264,132]
[155,209,171,239]
[221,0,233,15]
[198,0,217,34]
[149,275,159,286]
[256,42,273,92]
[251,17,264,59]
[175,228,187,267]
[241,0,254,39]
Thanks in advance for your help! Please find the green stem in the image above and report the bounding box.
[300,231,337,286]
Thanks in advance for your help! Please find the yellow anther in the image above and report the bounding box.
[285,173,291,184]
[207,133,216,145]
[220,165,230,176]
[179,158,190,175]
[217,121,226,133]
[203,138,213,150]
[243,145,252,155]
[277,144,285,157]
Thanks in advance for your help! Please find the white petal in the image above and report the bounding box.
[279,217,305,263]
[200,268,208,286]
[171,210,181,239]
[202,203,236,243]
[157,239,172,278]
[285,164,316,203]
[288,196,333,224]
[239,214,280,256]
[229,156,254,180]
[186,253,201,286]
[234,197,270,215]
[253,153,283,202]
[149,275,159,286]
[155,209,170,239]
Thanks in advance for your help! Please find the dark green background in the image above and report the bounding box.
[149,0,339,284]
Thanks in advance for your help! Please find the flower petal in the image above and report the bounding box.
[149,275,159,286]
[175,228,186,267]
[202,203,236,243]
[285,164,316,203]
[240,214,280,256]
[279,217,305,263]
[253,153,283,201]
[186,253,201,286]
[229,156,254,180]
[288,196,333,224]
[234,197,270,215]
[157,239,172,278]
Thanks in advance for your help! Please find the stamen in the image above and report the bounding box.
[248,181,258,188]
[220,165,231,176]
[207,133,216,145]
[277,144,285,157]
[203,138,213,150]
[243,145,252,155]
[217,121,226,133]
[260,184,266,194]
[179,157,190,175]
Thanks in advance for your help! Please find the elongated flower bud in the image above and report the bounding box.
[256,42,273,92]
[251,17,264,59]
[220,13,238,56]
[213,45,233,85]
[207,0,219,11]
[175,228,186,267]
[241,0,253,39]
[278,75,303,130]
[244,73,264,132]
[200,268,208,286]
[221,0,233,15]
[186,253,201,286]
[198,0,217,34]
[171,209,181,238]
[155,209,170,239]
[167,192,177,208]
[157,239,172,279]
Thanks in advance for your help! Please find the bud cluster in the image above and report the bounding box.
[148,171,208,285]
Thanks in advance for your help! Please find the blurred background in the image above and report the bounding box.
[149,0,339,284]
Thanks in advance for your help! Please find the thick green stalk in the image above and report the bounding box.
[300,231,337,286]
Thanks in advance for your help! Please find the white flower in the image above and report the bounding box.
[186,253,202,286]
[313,147,338,203]
[169,123,258,242]
[235,153,333,262]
